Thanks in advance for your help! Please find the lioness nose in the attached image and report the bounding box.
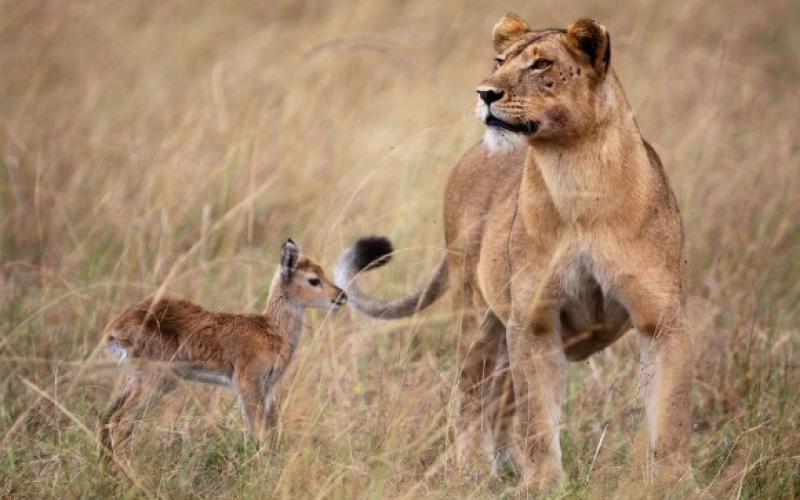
[477,87,504,105]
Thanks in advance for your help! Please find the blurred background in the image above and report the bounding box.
[1,0,798,497]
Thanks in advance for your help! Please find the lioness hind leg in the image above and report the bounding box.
[454,308,513,474]
[505,274,566,492]
[485,334,516,476]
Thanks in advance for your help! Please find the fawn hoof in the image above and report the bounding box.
[489,447,518,479]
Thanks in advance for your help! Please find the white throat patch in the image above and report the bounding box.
[483,127,527,154]
[475,99,527,154]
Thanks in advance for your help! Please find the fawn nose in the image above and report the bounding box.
[477,87,504,105]
[334,291,348,306]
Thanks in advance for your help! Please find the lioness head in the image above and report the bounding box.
[476,15,611,150]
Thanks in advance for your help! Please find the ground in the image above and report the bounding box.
[1,0,798,498]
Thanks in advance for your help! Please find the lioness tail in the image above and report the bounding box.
[335,236,448,319]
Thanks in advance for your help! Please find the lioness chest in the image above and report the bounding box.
[443,143,631,359]
[469,171,630,360]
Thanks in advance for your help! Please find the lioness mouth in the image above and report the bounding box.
[485,114,539,134]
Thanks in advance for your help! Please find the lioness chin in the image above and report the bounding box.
[337,14,691,490]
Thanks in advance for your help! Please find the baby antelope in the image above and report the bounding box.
[99,239,345,457]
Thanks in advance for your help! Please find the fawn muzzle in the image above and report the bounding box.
[332,290,348,307]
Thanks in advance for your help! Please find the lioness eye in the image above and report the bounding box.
[308,277,321,287]
[531,59,552,70]
[494,57,504,68]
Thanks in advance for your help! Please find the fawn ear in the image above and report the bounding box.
[565,18,611,79]
[493,13,531,54]
[280,238,300,278]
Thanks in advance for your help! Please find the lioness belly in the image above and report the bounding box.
[559,294,631,361]
[557,254,631,360]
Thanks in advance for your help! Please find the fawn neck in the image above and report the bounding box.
[263,270,305,358]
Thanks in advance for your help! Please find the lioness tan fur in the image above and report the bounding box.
[337,15,691,489]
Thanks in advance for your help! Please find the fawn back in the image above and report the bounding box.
[99,239,346,457]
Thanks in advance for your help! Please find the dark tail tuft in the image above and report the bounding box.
[352,236,393,271]
[335,236,448,319]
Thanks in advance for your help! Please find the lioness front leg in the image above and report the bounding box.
[506,305,565,491]
[639,311,692,483]
[617,273,692,483]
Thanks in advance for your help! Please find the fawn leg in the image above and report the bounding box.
[235,364,271,443]
[99,372,141,461]
[105,371,176,456]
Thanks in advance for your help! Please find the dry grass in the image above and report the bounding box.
[1,0,798,498]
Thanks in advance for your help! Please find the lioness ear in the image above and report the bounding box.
[493,13,531,54]
[565,18,611,78]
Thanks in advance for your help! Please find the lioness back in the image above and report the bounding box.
[443,143,527,320]
[443,142,526,246]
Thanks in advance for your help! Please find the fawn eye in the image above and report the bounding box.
[531,59,552,71]
[308,277,321,287]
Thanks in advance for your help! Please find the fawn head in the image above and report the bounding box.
[280,239,347,309]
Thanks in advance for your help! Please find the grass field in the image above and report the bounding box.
[1,0,798,497]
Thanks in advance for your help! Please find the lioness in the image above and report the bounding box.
[337,15,690,488]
